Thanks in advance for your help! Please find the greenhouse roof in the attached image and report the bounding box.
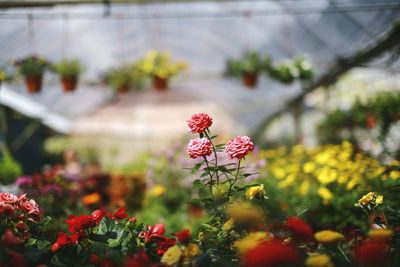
[0,0,399,136]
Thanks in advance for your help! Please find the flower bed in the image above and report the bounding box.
[1,114,399,267]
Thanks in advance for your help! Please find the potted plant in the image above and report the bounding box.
[14,55,50,94]
[104,64,144,94]
[53,59,84,93]
[225,52,269,88]
[137,50,188,91]
[293,57,313,81]
[268,61,297,84]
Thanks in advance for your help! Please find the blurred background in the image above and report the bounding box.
[0,0,399,230]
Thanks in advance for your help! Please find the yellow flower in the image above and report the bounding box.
[222,218,235,232]
[151,185,166,197]
[314,230,344,245]
[303,162,316,174]
[161,245,183,267]
[317,167,337,184]
[245,184,266,200]
[317,187,333,204]
[299,180,310,196]
[234,231,272,254]
[185,243,199,257]
[355,192,383,208]
[226,202,264,225]
[198,232,205,241]
[305,253,334,267]
[368,229,393,242]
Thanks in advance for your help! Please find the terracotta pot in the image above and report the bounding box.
[117,84,130,95]
[61,75,78,92]
[152,76,168,91]
[366,114,378,129]
[25,74,43,94]
[242,72,258,88]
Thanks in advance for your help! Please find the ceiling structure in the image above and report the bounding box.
[0,0,399,150]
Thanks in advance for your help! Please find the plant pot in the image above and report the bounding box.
[152,76,168,91]
[116,84,130,95]
[61,75,78,93]
[25,74,43,94]
[242,72,258,88]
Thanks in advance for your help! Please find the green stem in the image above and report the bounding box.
[203,156,215,200]
[338,243,350,263]
[227,160,241,200]
[204,131,219,184]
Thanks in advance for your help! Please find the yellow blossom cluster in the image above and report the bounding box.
[314,230,344,245]
[355,192,383,209]
[225,202,265,225]
[245,184,266,200]
[161,243,200,267]
[137,50,188,79]
[260,142,398,204]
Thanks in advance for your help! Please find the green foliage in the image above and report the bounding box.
[104,64,145,91]
[14,55,51,76]
[225,51,270,76]
[0,147,22,185]
[317,91,400,159]
[225,53,313,84]
[53,59,84,77]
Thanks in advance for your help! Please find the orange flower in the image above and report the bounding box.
[82,192,101,206]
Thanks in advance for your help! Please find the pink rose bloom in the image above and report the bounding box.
[0,193,19,204]
[0,202,15,216]
[225,135,254,160]
[19,199,40,216]
[187,138,213,159]
[187,113,213,133]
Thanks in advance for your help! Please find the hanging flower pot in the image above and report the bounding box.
[14,56,50,94]
[61,75,78,92]
[242,72,258,88]
[152,75,169,91]
[54,60,84,93]
[136,50,188,92]
[25,74,43,94]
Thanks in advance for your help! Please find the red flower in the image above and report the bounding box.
[112,207,129,220]
[187,113,213,134]
[286,216,314,242]
[124,251,154,267]
[0,192,19,204]
[175,229,191,244]
[356,240,388,266]
[155,237,176,256]
[2,229,22,246]
[242,239,301,267]
[225,135,254,160]
[51,232,71,252]
[187,138,213,159]
[91,209,106,224]
[7,250,27,267]
[139,224,166,243]
[66,214,96,234]
[0,202,15,217]
[90,254,118,267]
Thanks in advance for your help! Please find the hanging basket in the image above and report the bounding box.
[152,76,169,91]
[25,74,43,94]
[242,72,258,88]
[61,75,78,93]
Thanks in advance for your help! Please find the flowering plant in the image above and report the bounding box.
[137,50,188,79]
[14,55,51,76]
[225,51,270,77]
